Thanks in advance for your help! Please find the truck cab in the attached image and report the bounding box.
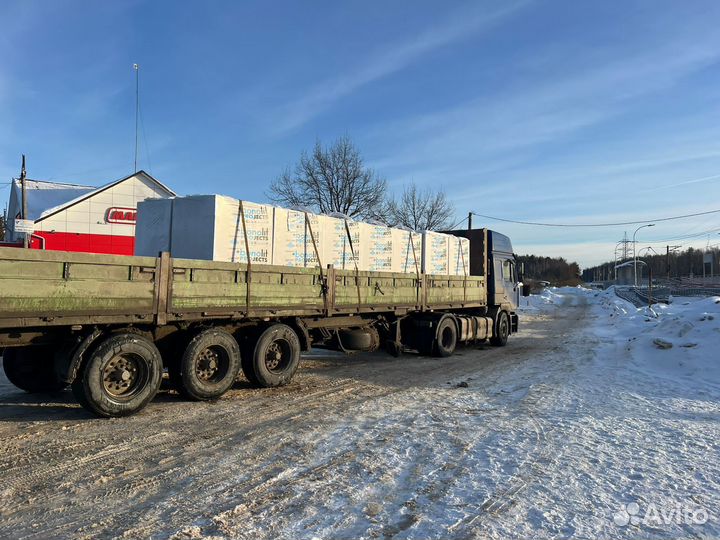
[488,230,520,313]
[445,228,520,334]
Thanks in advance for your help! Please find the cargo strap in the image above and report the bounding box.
[344,219,362,307]
[409,231,420,303]
[239,200,252,315]
[459,238,468,303]
[304,212,329,314]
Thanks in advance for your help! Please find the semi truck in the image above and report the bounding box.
[0,228,522,417]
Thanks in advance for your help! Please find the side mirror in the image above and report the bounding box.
[522,284,531,297]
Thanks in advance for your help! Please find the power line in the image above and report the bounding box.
[447,215,469,230]
[641,226,720,244]
[470,208,720,227]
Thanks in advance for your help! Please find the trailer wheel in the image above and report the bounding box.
[244,324,300,388]
[176,328,240,400]
[435,317,458,357]
[71,333,162,417]
[2,346,68,393]
[490,311,510,347]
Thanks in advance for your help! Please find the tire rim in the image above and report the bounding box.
[264,339,292,373]
[102,353,147,400]
[195,346,230,383]
[440,325,455,349]
[500,316,509,339]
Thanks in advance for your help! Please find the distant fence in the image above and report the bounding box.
[613,284,720,307]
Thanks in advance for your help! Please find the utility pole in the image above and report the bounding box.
[20,154,28,248]
[133,63,140,172]
[622,232,629,260]
[615,232,630,284]
[467,211,472,231]
[666,245,680,280]
[633,224,654,287]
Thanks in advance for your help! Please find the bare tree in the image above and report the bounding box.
[268,136,387,220]
[387,183,455,231]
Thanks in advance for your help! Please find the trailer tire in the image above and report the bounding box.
[2,346,68,393]
[435,317,458,357]
[71,333,162,417]
[490,311,510,347]
[244,324,300,388]
[176,328,240,400]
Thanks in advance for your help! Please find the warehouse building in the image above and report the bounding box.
[5,170,175,255]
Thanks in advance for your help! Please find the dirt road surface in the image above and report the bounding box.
[1,290,717,539]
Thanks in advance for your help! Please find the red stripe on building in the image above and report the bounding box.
[30,232,135,255]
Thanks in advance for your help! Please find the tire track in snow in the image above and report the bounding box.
[448,299,590,535]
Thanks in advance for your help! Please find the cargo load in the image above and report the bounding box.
[421,231,449,275]
[135,195,273,264]
[323,214,361,270]
[392,228,422,274]
[362,222,394,273]
[272,207,322,268]
[136,195,469,275]
[448,234,470,276]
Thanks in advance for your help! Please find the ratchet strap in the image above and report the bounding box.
[344,219,362,307]
[304,212,328,314]
[459,237,468,303]
[408,231,421,304]
[239,200,252,314]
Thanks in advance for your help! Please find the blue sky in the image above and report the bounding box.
[1,0,720,267]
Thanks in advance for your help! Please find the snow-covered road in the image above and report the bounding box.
[0,288,718,539]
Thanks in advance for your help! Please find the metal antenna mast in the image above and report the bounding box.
[133,63,139,172]
[20,155,28,248]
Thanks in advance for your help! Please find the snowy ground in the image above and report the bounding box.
[0,287,718,539]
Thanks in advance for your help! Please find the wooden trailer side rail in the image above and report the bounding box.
[0,247,486,329]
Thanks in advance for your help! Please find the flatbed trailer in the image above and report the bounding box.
[0,228,521,417]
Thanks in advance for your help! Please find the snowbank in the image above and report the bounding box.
[589,288,720,382]
[519,285,589,311]
[522,285,720,382]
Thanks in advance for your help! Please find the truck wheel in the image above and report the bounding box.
[71,333,162,417]
[435,317,457,357]
[176,328,240,400]
[244,324,300,388]
[490,311,510,347]
[2,346,68,393]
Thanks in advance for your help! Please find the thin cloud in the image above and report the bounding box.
[645,172,720,191]
[267,1,529,135]
[374,32,720,176]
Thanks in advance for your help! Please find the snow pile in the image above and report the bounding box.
[522,285,720,382]
[520,285,587,312]
[518,288,563,313]
[590,288,720,382]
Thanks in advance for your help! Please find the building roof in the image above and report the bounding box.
[10,170,176,222]
[9,179,96,221]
